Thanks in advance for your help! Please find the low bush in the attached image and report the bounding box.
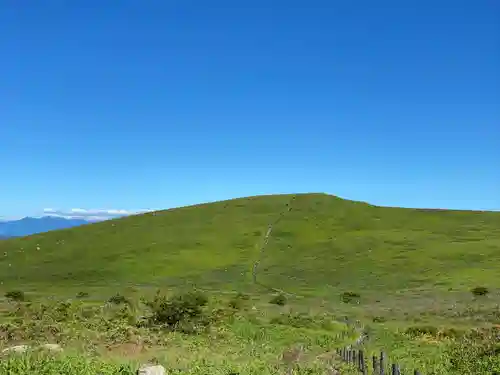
[340,291,360,304]
[5,290,25,302]
[108,294,129,305]
[269,293,287,306]
[76,291,89,299]
[471,286,489,297]
[404,325,438,337]
[228,292,250,310]
[143,290,209,332]
[439,327,465,339]
[271,312,314,328]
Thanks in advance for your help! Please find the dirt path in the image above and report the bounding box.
[251,195,297,296]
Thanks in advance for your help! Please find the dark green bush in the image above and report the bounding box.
[269,293,287,306]
[228,298,243,310]
[340,291,360,304]
[5,290,25,302]
[228,292,250,310]
[144,290,209,331]
[439,327,465,339]
[471,286,489,297]
[108,294,129,305]
[235,292,250,300]
[76,291,89,299]
[270,312,315,328]
[405,325,438,337]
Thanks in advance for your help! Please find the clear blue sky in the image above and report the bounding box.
[1,0,499,219]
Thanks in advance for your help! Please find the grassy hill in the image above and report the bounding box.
[1,193,500,374]
[1,193,499,298]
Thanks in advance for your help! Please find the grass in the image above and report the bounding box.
[0,353,136,375]
[0,192,499,373]
[1,193,498,295]
[0,291,356,374]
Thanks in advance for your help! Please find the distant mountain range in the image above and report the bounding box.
[0,216,91,238]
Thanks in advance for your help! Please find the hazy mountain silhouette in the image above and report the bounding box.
[0,216,90,237]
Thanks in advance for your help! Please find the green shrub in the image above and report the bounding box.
[209,306,237,323]
[108,294,129,305]
[440,327,465,339]
[144,290,209,331]
[340,291,360,304]
[235,292,250,300]
[372,315,386,323]
[228,298,243,310]
[52,301,73,322]
[270,312,315,328]
[269,293,287,306]
[471,286,489,297]
[228,292,250,310]
[5,290,25,302]
[76,291,89,299]
[405,325,438,337]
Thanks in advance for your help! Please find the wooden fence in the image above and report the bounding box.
[336,347,422,375]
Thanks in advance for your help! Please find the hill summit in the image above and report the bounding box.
[0,193,499,295]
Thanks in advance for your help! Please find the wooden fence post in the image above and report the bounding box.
[373,354,378,373]
[379,351,385,375]
[359,350,367,375]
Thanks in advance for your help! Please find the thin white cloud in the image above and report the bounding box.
[42,208,154,222]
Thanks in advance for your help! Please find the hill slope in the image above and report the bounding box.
[0,193,499,295]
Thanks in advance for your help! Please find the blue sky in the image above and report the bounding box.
[1,0,499,220]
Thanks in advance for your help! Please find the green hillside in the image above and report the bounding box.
[1,193,499,296]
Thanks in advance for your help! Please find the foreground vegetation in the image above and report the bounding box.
[1,288,500,374]
[0,290,359,374]
[0,193,499,373]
